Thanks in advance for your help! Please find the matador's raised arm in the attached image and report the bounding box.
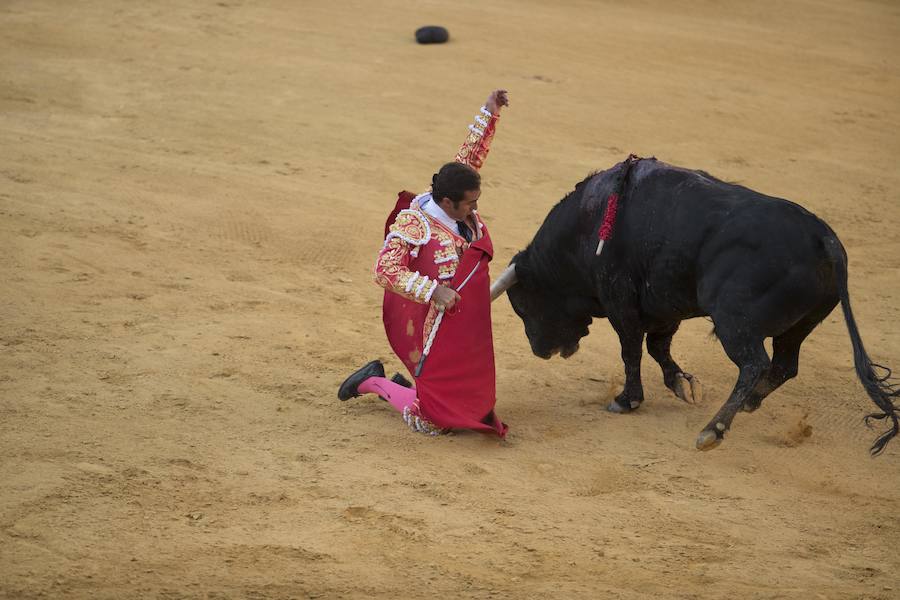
[454,89,508,171]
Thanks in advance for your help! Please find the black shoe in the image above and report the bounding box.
[391,372,413,388]
[337,360,385,401]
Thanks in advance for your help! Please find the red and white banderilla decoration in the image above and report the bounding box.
[596,154,641,256]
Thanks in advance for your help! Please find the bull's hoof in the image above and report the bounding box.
[695,429,722,451]
[741,398,762,413]
[688,374,703,404]
[606,396,640,414]
[606,399,631,414]
[674,372,701,405]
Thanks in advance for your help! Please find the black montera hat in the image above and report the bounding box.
[415,26,449,44]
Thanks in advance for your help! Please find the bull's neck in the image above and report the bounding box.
[527,178,600,296]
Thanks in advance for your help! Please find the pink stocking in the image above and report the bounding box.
[358,377,417,413]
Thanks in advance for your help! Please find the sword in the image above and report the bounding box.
[414,261,481,377]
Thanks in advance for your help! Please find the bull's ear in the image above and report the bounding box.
[511,251,536,290]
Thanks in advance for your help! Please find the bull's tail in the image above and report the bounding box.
[827,237,899,455]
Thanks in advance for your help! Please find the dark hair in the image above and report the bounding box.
[432,162,480,205]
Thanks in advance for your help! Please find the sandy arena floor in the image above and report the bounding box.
[2,1,899,598]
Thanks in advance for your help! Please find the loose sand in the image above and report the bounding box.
[2,1,899,598]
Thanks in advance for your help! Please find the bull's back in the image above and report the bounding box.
[618,163,840,330]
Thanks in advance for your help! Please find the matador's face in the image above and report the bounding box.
[440,188,480,221]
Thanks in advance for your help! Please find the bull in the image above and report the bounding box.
[491,157,899,455]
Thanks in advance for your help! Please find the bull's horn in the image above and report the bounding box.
[490,263,518,302]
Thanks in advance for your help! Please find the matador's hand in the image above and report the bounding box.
[485,89,509,115]
[431,285,461,312]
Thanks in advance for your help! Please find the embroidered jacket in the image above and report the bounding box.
[374,105,499,302]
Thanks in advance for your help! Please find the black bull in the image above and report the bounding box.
[492,158,899,455]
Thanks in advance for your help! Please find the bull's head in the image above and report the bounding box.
[491,251,598,360]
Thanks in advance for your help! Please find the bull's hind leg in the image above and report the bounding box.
[742,301,836,412]
[647,322,701,404]
[696,334,770,450]
[741,330,807,413]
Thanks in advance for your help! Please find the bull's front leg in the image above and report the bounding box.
[646,323,702,405]
[606,315,645,413]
